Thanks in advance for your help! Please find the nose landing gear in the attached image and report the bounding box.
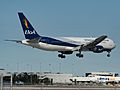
[107,54,110,57]
[107,51,111,57]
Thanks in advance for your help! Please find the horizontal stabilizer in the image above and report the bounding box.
[5,40,22,43]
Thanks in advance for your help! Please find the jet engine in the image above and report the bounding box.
[90,46,104,53]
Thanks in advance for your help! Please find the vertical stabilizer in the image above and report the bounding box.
[18,12,40,39]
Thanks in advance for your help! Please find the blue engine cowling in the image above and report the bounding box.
[90,45,104,53]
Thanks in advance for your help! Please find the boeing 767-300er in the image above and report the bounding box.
[6,12,116,58]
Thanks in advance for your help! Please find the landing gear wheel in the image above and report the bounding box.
[107,54,110,57]
[80,54,83,58]
[76,53,84,58]
[58,54,66,58]
[107,51,111,57]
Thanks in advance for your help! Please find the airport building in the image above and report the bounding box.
[0,69,12,82]
[0,69,12,90]
[36,71,120,85]
[70,72,120,85]
[37,72,73,84]
[1,69,120,86]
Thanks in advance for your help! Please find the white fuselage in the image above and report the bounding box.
[21,37,116,52]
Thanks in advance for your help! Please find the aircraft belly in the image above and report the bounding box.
[38,42,72,51]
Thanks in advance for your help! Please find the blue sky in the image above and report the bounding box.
[0,0,120,76]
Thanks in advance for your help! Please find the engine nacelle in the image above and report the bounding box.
[90,46,104,53]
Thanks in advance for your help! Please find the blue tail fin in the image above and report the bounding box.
[18,12,40,39]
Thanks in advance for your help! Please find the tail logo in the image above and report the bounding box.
[25,30,36,35]
[24,19,29,29]
[23,19,36,35]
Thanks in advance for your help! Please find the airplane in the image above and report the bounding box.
[6,12,116,58]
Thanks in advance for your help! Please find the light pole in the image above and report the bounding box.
[59,63,61,73]
[49,64,51,72]
[10,74,12,90]
[0,73,3,90]
[26,64,29,72]
[39,62,42,73]
[17,62,19,73]
[30,65,32,85]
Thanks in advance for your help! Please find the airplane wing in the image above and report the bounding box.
[5,40,22,43]
[83,35,107,49]
[73,35,107,51]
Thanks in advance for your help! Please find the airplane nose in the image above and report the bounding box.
[112,41,116,49]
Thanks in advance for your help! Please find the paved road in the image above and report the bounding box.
[3,86,120,90]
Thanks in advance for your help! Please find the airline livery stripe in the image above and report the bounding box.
[40,37,79,47]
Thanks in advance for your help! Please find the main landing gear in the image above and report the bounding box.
[76,52,84,58]
[58,53,84,58]
[76,44,84,58]
[58,54,66,58]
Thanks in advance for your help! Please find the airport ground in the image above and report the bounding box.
[2,85,120,90]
